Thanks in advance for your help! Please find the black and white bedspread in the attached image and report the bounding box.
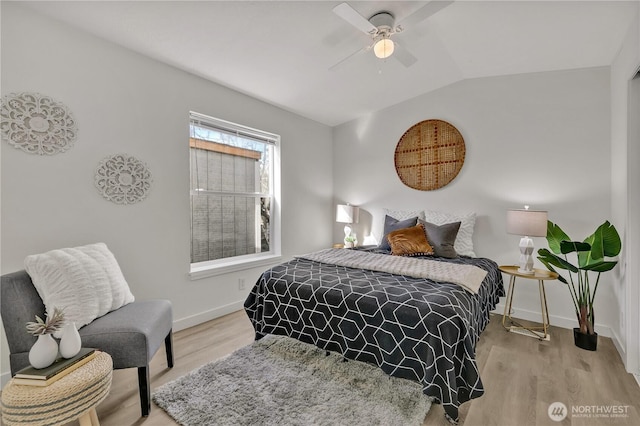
[244,249,504,422]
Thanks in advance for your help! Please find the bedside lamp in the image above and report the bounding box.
[336,204,359,246]
[506,206,548,274]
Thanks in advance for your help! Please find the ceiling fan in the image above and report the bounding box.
[330,1,453,70]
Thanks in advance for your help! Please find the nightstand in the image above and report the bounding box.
[499,265,559,341]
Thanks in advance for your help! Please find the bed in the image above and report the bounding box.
[244,247,504,423]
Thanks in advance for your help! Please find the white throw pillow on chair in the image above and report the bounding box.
[24,242,135,337]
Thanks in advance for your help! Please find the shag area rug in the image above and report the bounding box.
[152,334,432,426]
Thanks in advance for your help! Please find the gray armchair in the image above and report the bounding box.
[1,270,174,417]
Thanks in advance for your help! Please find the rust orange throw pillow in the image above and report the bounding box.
[387,224,434,256]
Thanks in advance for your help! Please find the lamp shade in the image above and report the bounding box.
[373,37,394,59]
[336,204,359,224]
[506,209,548,237]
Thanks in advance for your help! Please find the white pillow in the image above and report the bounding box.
[24,243,135,337]
[423,210,476,257]
[383,208,425,221]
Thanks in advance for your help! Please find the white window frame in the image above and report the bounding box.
[188,112,281,279]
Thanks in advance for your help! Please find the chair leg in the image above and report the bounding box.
[165,330,174,368]
[137,366,150,417]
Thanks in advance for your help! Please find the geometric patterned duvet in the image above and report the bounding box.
[244,252,504,423]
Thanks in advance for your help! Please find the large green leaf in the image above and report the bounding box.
[580,221,621,267]
[537,248,579,273]
[546,221,570,255]
[581,261,618,272]
[596,221,621,257]
[538,258,568,284]
[579,233,596,268]
[560,241,591,254]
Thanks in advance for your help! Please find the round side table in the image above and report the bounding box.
[1,351,113,426]
[499,265,559,341]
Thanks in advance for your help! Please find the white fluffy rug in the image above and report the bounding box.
[152,334,431,426]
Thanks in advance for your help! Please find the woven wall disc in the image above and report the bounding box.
[394,119,466,191]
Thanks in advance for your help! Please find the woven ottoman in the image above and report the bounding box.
[1,351,112,426]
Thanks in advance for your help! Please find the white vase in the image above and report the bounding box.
[29,334,59,369]
[59,322,82,359]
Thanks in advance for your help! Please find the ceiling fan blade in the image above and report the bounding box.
[392,43,418,68]
[333,3,377,35]
[395,0,453,31]
[329,44,372,71]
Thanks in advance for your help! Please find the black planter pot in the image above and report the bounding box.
[573,328,598,351]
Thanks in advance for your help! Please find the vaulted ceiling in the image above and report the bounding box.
[17,1,639,126]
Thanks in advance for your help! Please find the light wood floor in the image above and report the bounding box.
[88,311,640,426]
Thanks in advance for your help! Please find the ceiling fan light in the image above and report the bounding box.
[373,37,394,59]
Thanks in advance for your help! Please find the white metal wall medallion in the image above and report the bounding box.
[1,92,78,155]
[95,154,153,205]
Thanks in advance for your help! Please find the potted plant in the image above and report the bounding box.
[344,234,357,248]
[537,221,621,350]
[26,307,65,368]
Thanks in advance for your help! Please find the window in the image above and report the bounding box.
[189,112,280,277]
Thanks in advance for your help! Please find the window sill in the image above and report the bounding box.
[189,254,283,280]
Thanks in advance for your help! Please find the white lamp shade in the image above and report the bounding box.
[506,209,548,237]
[336,204,359,224]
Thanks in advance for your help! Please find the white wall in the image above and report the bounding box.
[0,3,333,381]
[611,5,640,373]
[2,1,636,384]
[333,67,614,336]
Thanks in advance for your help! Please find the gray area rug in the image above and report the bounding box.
[152,334,432,426]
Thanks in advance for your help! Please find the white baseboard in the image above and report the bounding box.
[172,300,245,332]
[634,374,640,388]
[610,328,626,365]
[1,371,10,388]
[492,303,613,338]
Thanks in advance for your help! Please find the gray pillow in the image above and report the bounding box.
[378,215,418,251]
[418,219,461,258]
